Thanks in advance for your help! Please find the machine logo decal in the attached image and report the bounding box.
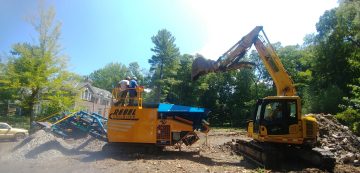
[109,108,138,120]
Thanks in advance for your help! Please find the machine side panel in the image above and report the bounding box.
[107,106,158,143]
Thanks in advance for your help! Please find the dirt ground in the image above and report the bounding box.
[0,129,359,173]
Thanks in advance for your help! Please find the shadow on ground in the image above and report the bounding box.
[13,138,256,170]
[11,137,339,172]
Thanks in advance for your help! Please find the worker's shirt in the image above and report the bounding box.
[119,80,129,91]
[129,80,138,96]
[129,80,137,88]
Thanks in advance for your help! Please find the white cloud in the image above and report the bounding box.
[183,0,338,59]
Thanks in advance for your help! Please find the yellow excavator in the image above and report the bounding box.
[192,26,335,169]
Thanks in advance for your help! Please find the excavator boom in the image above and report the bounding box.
[191,26,262,81]
[191,26,296,96]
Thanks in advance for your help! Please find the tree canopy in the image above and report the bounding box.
[0,3,77,131]
[148,29,180,103]
[88,62,129,92]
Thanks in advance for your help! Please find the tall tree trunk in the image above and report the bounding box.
[28,89,39,134]
[29,101,35,134]
[156,61,164,103]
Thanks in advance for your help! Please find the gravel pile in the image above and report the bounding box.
[3,130,106,161]
[315,114,360,165]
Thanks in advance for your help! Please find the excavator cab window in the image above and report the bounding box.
[289,102,296,119]
[259,99,298,135]
[263,102,283,121]
[253,99,263,133]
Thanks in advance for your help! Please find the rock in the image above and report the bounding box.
[332,134,340,138]
[354,160,360,167]
[356,153,360,159]
[341,152,356,163]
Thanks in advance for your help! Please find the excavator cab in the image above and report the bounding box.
[247,96,318,145]
[251,97,299,136]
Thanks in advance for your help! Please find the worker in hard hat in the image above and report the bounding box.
[128,76,138,105]
[118,76,130,106]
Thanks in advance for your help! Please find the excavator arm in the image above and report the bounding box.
[191,26,261,81]
[191,26,296,96]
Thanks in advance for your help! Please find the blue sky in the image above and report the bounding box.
[0,0,338,75]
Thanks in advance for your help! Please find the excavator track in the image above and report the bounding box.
[234,139,283,168]
[233,139,335,170]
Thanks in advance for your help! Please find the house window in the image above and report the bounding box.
[88,92,92,101]
[82,88,92,101]
[82,89,88,100]
[101,99,107,105]
[98,108,102,115]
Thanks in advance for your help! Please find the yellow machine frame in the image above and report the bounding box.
[108,87,209,146]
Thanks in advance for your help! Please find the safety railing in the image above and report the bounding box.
[112,86,144,108]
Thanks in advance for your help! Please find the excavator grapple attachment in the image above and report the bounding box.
[191,55,255,81]
[191,55,217,81]
[191,27,263,81]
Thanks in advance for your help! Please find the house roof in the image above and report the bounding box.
[76,82,112,99]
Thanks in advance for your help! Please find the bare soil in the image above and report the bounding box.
[0,128,359,173]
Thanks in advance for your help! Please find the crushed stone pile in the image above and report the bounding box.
[315,114,360,165]
[3,130,106,161]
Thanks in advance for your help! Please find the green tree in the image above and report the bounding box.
[198,73,229,126]
[336,80,360,135]
[170,54,208,105]
[0,58,17,115]
[128,62,144,84]
[229,69,256,127]
[301,0,360,114]
[88,62,129,92]
[148,29,180,102]
[0,3,77,131]
[313,9,354,93]
[333,0,360,132]
[276,44,311,98]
